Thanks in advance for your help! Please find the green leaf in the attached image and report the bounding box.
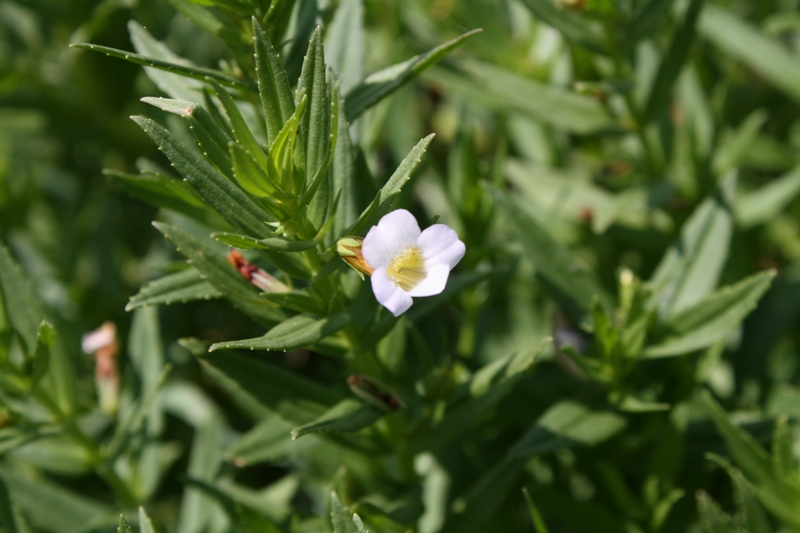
[410,342,546,453]
[154,222,285,325]
[519,0,607,53]
[119,515,133,533]
[331,492,368,533]
[296,27,330,180]
[211,81,272,175]
[699,4,800,102]
[31,321,54,388]
[68,44,254,92]
[165,0,245,49]
[344,134,435,238]
[344,29,481,121]
[210,313,349,352]
[325,0,364,94]
[713,108,768,176]
[522,488,550,533]
[229,142,286,201]
[0,475,21,533]
[227,414,294,466]
[696,492,734,533]
[650,174,735,317]
[5,469,117,533]
[252,18,296,146]
[702,391,800,527]
[624,0,677,49]
[212,232,316,252]
[138,507,156,533]
[737,165,800,227]
[496,190,613,313]
[429,60,616,135]
[508,401,626,459]
[127,268,222,311]
[642,0,704,125]
[131,116,273,237]
[199,350,340,424]
[299,82,339,231]
[105,169,218,224]
[645,270,775,358]
[291,399,383,440]
[0,244,44,354]
[141,97,234,179]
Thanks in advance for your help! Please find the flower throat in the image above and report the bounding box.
[387,246,426,291]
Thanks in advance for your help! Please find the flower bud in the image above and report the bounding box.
[228,250,290,293]
[347,374,404,412]
[82,322,119,416]
[336,237,374,279]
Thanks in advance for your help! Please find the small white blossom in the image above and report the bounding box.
[362,209,465,317]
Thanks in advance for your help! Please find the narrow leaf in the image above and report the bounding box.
[650,174,735,317]
[252,18,295,145]
[127,268,222,311]
[523,488,550,533]
[643,0,704,125]
[210,313,349,352]
[291,399,384,440]
[131,116,272,237]
[645,270,776,358]
[105,169,217,224]
[199,350,340,424]
[212,233,316,252]
[700,4,800,102]
[737,165,800,227]
[509,401,626,459]
[69,43,255,91]
[519,0,607,53]
[344,29,481,121]
[154,222,285,325]
[497,190,613,312]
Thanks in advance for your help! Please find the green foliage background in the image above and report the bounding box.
[3,0,800,531]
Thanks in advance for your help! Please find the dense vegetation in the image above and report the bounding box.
[3,0,800,531]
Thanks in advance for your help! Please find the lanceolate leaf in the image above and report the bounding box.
[650,174,735,318]
[699,4,800,103]
[330,492,369,533]
[625,0,677,49]
[645,270,775,358]
[126,268,222,311]
[131,116,272,237]
[346,134,435,237]
[291,399,384,440]
[141,97,234,179]
[430,60,616,134]
[199,350,340,424]
[0,244,44,354]
[519,0,607,54]
[508,402,626,459]
[69,43,254,92]
[344,29,481,121]
[211,81,271,174]
[702,391,800,527]
[643,0,704,125]
[252,18,296,145]
[497,190,613,313]
[154,222,285,325]
[736,165,800,227]
[104,169,219,225]
[211,233,316,252]
[209,313,350,352]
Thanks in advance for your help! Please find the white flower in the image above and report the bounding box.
[362,209,465,317]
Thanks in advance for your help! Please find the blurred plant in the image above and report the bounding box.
[2,0,800,531]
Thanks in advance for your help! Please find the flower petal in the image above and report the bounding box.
[417,224,466,269]
[371,267,413,316]
[406,263,450,297]
[362,209,421,269]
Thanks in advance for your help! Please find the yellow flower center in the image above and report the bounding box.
[386,246,426,291]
